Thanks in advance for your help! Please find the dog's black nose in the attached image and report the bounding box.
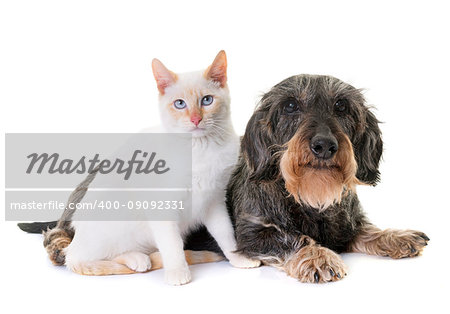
[310,135,338,159]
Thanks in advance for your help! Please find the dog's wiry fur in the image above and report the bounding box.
[350,224,429,259]
[280,127,359,209]
[227,74,429,283]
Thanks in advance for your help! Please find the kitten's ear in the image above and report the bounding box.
[151,58,178,94]
[204,50,227,87]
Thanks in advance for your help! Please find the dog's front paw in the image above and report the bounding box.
[227,253,261,268]
[164,266,192,285]
[285,245,347,283]
[381,230,430,259]
[113,251,152,272]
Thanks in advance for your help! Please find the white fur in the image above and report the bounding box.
[64,69,260,285]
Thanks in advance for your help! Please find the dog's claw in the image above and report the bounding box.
[421,234,430,242]
[337,272,342,279]
[314,272,319,283]
[410,247,417,254]
[329,268,335,277]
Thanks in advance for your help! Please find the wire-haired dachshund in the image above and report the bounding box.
[226,74,429,283]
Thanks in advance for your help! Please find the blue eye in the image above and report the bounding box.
[174,99,186,109]
[201,95,214,106]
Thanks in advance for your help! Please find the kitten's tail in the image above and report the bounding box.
[18,221,57,233]
[17,220,74,266]
[67,250,225,276]
[17,164,100,265]
[149,250,225,270]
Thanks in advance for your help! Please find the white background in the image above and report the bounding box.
[1,1,449,313]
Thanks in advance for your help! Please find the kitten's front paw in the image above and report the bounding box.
[113,251,152,273]
[227,253,261,268]
[165,266,192,285]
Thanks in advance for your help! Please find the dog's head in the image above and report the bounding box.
[242,75,382,210]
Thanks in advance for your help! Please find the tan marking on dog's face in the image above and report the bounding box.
[280,130,360,210]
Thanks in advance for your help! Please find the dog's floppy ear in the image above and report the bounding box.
[241,111,279,181]
[354,109,383,185]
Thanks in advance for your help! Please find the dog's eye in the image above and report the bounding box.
[283,100,300,114]
[334,99,348,113]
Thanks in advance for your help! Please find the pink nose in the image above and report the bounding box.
[191,115,202,127]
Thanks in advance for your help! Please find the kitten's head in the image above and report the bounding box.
[152,51,231,138]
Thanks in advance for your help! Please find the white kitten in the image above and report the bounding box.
[63,51,260,285]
